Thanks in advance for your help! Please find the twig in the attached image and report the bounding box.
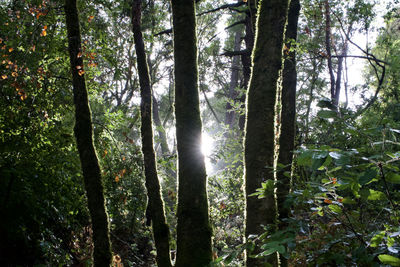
[197,2,246,16]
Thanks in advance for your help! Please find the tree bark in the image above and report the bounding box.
[170,0,212,266]
[131,1,172,267]
[276,0,300,224]
[225,30,241,128]
[238,1,257,131]
[276,0,300,266]
[64,1,112,266]
[243,0,290,266]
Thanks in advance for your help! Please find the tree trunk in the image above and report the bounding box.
[131,1,172,267]
[276,0,300,266]
[170,0,213,266]
[64,1,112,266]
[243,0,290,266]
[276,0,300,224]
[225,30,241,128]
[238,1,257,131]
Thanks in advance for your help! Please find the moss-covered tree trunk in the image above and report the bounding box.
[225,30,241,128]
[131,1,172,267]
[170,0,213,266]
[243,0,290,266]
[276,0,300,266]
[64,0,112,266]
[276,0,300,225]
[238,1,257,131]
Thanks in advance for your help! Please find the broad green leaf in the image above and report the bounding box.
[386,173,400,184]
[359,169,377,185]
[378,254,400,266]
[370,231,385,247]
[368,189,385,200]
[318,109,337,119]
[328,204,342,214]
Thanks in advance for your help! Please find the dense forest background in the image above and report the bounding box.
[1,0,400,266]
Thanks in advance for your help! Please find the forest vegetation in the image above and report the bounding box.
[1,0,400,266]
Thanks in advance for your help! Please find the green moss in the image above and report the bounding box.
[243,0,290,266]
[132,1,172,266]
[64,0,112,266]
[171,0,213,266]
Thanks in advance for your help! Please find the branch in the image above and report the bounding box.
[197,2,246,16]
[220,49,249,57]
[332,55,388,65]
[154,28,172,36]
[200,85,221,124]
[225,19,246,30]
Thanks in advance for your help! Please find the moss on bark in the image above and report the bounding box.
[131,1,172,267]
[243,0,290,266]
[64,0,112,266]
[277,0,300,224]
[170,0,213,266]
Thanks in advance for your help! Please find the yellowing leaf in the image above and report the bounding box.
[88,15,94,23]
[115,175,120,183]
[78,70,85,76]
[40,30,47,37]
[122,156,126,161]
[11,72,18,77]
[8,47,13,52]
[77,51,82,58]
[1,74,7,79]
[324,199,332,204]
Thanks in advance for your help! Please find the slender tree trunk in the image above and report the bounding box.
[304,61,318,143]
[131,1,172,267]
[324,0,336,107]
[238,2,257,131]
[276,0,300,223]
[276,0,300,266]
[152,94,170,156]
[225,30,241,128]
[64,1,112,266]
[243,0,290,266]
[171,0,212,266]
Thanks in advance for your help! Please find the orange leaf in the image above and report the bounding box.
[115,175,120,183]
[332,177,337,184]
[78,70,85,76]
[122,156,126,161]
[77,51,82,58]
[11,72,18,77]
[1,74,7,79]
[43,25,47,30]
[324,199,332,204]
[88,15,94,23]
[40,30,47,37]
[8,47,13,53]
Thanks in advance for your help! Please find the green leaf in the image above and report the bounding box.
[328,204,342,214]
[370,231,385,247]
[296,150,312,166]
[368,189,385,201]
[386,173,400,184]
[359,169,377,185]
[317,109,337,119]
[378,254,400,266]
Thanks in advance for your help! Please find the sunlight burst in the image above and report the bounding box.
[201,132,214,173]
